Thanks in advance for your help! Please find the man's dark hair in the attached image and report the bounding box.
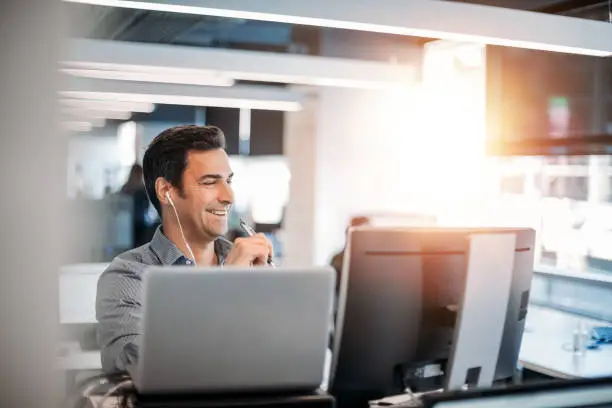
[142,125,226,215]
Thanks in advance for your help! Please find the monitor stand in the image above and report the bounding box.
[445,232,516,391]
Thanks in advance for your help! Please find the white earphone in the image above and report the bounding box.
[166,191,197,266]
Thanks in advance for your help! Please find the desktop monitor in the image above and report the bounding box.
[329,227,535,401]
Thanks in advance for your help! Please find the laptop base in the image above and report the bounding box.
[132,391,335,408]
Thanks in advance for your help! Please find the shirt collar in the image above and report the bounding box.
[150,225,190,265]
[149,225,233,266]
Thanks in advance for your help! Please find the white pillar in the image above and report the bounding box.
[282,88,319,266]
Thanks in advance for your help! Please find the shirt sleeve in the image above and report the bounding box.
[96,261,143,375]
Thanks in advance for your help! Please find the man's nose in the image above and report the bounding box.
[218,181,234,205]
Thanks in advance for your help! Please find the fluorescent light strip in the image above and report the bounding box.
[60,91,303,112]
[63,60,413,90]
[62,121,94,132]
[61,68,235,87]
[63,117,106,127]
[59,99,155,113]
[63,0,612,57]
[62,108,133,121]
[222,71,412,90]
[81,117,106,127]
[63,62,229,77]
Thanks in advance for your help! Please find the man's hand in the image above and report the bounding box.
[224,233,274,266]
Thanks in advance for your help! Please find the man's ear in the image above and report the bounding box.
[155,177,173,206]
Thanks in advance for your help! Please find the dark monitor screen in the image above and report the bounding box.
[486,46,612,156]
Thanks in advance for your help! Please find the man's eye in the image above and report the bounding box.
[227,178,233,185]
[201,180,216,186]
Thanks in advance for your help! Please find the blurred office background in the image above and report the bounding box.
[49,0,612,396]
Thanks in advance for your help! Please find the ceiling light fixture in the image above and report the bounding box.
[62,121,94,132]
[60,78,304,111]
[65,39,415,90]
[60,90,302,111]
[63,0,612,57]
[58,99,156,113]
[61,68,235,87]
[62,108,133,121]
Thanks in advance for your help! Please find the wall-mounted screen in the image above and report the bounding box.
[486,46,612,156]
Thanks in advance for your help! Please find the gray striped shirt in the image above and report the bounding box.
[95,226,233,375]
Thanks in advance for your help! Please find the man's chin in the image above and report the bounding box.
[203,226,227,239]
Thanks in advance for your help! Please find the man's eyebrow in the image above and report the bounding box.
[198,172,234,182]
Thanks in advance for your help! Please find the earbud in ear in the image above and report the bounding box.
[166,191,175,207]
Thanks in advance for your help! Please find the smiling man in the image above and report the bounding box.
[96,125,274,375]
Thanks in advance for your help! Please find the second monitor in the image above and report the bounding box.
[329,226,535,399]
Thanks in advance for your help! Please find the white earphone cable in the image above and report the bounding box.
[167,193,197,266]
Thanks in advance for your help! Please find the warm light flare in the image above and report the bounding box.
[385,41,489,224]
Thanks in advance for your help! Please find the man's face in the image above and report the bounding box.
[174,149,234,241]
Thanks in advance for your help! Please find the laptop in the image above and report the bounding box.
[132,266,335,396]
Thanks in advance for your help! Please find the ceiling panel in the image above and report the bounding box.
[450,0,564,9]
[452,0,609,19]
[66,0,610,55]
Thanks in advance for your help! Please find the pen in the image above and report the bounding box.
[239,218,276,267]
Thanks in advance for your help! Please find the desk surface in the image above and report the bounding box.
[519,306,612,379]
[57,341,102,371]
[58,305,612,380]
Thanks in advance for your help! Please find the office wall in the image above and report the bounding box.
[68,126,122,198]
[282,86,421,266]
[206,108,241,154]
[283,32,422,266]
[138,121,180,163]
[251,109,284,156]
[312,87,417,264]
[136,108,285,158]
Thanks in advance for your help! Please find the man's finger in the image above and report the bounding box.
[265,241,274,263]
[243,242,270,261]
[252,233,274,261]
[251,245,271,265]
